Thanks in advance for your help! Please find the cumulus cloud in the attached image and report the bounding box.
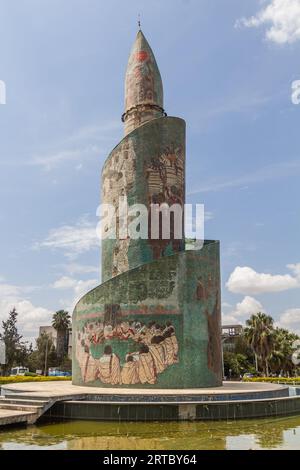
[237,0,300,44]
[52,276,78,289]
[226,265,300,295]
[0,273,99,342]
[234,296,264,317]
[34,215,100,259]
[287,263,300,278]
[0,283,53,342]
[62,263,98,275]
[277,308,300,334]
[73,279,98,301]
[51,276,98,312]
[222,296,264,325]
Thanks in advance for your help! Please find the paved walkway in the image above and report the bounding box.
[1,380,285,398]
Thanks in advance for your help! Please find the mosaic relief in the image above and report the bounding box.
[146,142,185,260]
[74,244,222,388]
[101,117,186,282]
[125,41,163,111]
[146,143,184,206]
[102,139,137,278]
[102,139,137,206]
[75,317,179,386]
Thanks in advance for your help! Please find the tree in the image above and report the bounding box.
[244,312,274,376]
[0,308,27,374]
[52,310,71,361]
[30,333,58,374]
[269,328,299,376]
[223,351,252,377]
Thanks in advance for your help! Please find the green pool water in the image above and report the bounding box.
[1,416,300,450]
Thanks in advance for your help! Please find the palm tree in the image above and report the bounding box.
[52,310,71,362]
[269,328,299,376]
[244,312,274,376]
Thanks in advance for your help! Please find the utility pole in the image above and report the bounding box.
[44,337,49,376]
[221,336,229,380]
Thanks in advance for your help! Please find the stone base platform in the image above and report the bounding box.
[1,380,289,401]
[1,381,300,422]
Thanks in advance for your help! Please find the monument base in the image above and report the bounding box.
[2,381,300,422]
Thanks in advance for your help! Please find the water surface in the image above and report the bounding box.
[1,416,300,450]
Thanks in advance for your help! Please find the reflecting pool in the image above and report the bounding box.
[1,416,300,450]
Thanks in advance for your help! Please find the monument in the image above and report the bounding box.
[1,30,294,427]
[72,29,222,388]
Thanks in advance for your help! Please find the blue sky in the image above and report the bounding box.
[0,0,299,342]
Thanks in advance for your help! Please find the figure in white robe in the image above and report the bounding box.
[76,338,90,382]
[104,324,114,339]
[169,326,179,362]
[121,355,139,385]
[97,345,121,385]
[84,355,99,383]
[162,330,176,366]
[149,335,166,374]
[137,344,157,384]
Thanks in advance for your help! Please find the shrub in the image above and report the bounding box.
[0,376,72,385]
[243,377,300,385]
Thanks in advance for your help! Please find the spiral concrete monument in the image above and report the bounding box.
[72,29,222,389]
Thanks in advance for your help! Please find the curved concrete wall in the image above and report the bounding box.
[101,117,186,283]
[73,242,222,389]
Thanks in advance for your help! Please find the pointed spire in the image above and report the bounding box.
[122,30,165,135]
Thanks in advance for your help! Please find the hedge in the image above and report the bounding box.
[0,376,72,385]
[243,377,300,385]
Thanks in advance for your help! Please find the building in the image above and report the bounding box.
[222,324,244,352]
[39,326,57,347]
[72,29,222,389]
[39,326,72,359]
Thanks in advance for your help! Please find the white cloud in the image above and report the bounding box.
[287,263,300,279]
[237,0,300,44]
[34,215,100,259]
[0,283,53,342]
[235,296,264,317]
[30,145,101,171]
[204,211,214,221]
[62,263,98,275]
[277,308,300,334]
[73,279,98,302]
[65,121,121,145]
[226,265,299,295]
[51,275,98,312]
[222,295,264,325]
[52,275,98,298]
[0,274,99,342]
[222,313,240,325]
[0,283,22,298]
[222,302,232,309]
[29,120,121,172]
[52,276,78,289]
[188,159,300,194]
